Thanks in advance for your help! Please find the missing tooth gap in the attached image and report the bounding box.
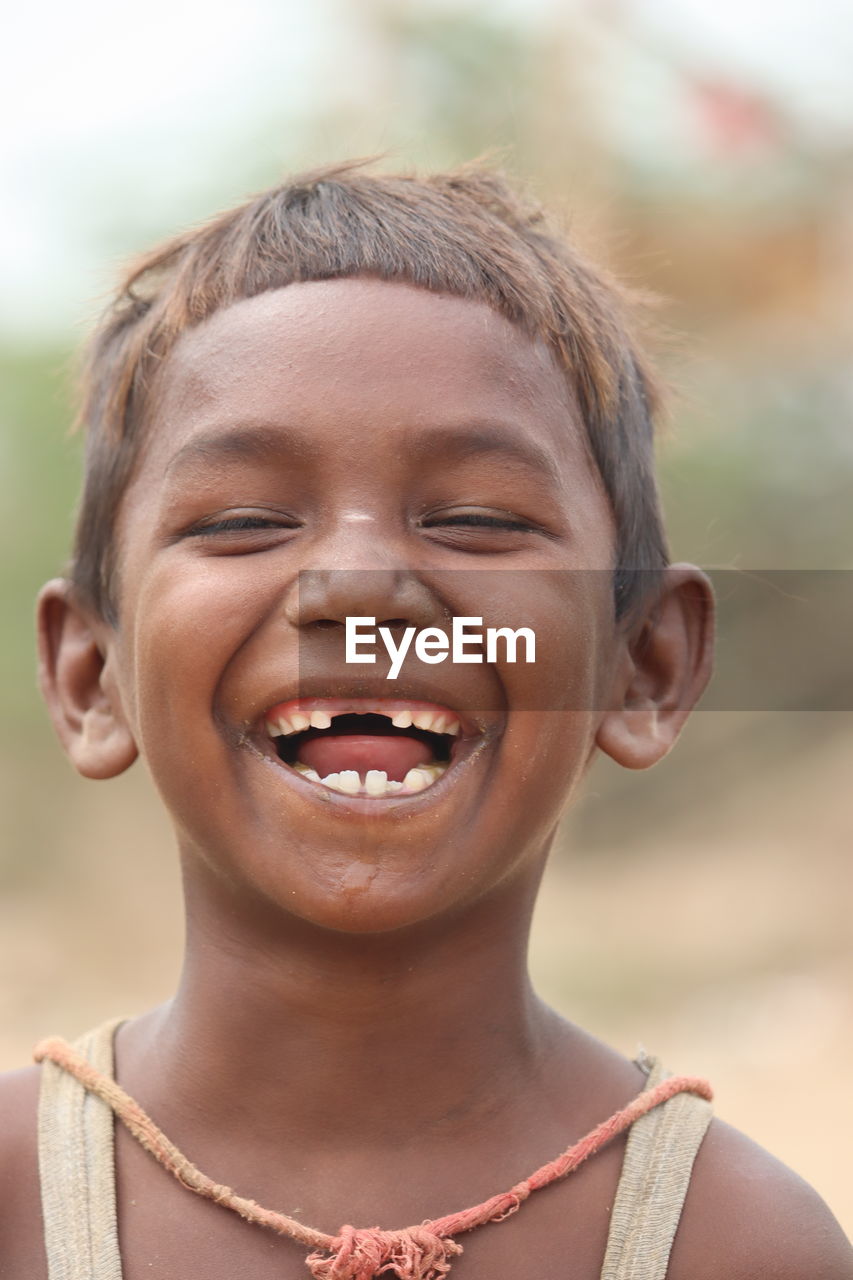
[274,713,452,766]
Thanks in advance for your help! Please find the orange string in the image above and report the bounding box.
[35,1035,711,1280]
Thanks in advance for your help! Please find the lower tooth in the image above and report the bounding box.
[312,766,447,797]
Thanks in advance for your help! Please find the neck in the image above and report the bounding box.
[127,857,568,1151]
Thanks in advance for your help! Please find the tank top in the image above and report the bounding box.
[37,1020,712,1280]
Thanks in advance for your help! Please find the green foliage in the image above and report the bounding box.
[660,365,853,568]
[0,345,80,731]
[384,8,539,162]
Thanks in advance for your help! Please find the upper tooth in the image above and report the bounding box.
[272,706,461,737]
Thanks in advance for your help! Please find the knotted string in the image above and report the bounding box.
[35,1035,711,1280]
[305,1224,462,1280]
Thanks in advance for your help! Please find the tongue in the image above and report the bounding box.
[297,734,434,782]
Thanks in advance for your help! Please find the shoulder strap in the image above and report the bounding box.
[38,1019,125,1280]
[599,1054,712,1280]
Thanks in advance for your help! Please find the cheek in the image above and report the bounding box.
[122,559,277,754]
[473,581,617,853]
[479,569,617,715]
[497,710,598,827]
[489,576,617,827]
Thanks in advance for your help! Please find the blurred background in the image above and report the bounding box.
[2,0,852,1234]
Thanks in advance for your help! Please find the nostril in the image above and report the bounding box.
[379,619,408,629]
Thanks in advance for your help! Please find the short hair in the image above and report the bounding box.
[71,159,668,624]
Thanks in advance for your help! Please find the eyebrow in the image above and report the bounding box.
[166,423,322,475]
[165,420,562,482]
[406,423,562,483]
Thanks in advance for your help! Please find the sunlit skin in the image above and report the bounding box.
[102,283,627,936]
[4,280,849,1280]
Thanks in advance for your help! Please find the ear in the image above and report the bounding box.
[595,564,714,770]
[36,579,138,779]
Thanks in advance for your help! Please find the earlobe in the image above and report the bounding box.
[36,579,138,779]
[595,565,714,770]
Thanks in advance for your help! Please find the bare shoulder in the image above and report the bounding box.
[669,1116,853,1279]
[0,1064,48,1279]
[0,1063,41,1190]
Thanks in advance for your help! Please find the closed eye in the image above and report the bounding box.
[186,514,298,536]
[424,513,534,532]
[173,511,303,555]
[416,508,558,554]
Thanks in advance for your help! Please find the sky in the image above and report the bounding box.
[2,0,851,337]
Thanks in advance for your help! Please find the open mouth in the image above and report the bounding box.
[263,698,464,799]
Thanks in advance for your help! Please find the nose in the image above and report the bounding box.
[286,567,441,634]
[281,505,450,636]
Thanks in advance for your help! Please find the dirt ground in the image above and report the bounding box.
[2,712,851,1236]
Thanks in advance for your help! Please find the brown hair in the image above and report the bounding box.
[71,159,668,623]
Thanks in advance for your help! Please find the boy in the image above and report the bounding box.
[1,161,850,1278]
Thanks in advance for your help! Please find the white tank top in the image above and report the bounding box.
[37,1020,712,1280]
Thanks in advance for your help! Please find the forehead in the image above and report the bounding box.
[138,277,601,494]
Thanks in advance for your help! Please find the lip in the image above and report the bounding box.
[244,683,501,808]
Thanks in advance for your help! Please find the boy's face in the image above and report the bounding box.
[46,279,695,934]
